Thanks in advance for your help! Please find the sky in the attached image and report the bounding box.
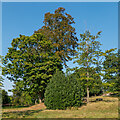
[2,2,118,95]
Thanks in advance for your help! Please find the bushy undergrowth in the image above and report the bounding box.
[44,71,84,110]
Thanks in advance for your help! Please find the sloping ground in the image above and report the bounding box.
[29,103,46,110]
[2,96,118,118]
[3,103,46,112]
[29,97,118,118]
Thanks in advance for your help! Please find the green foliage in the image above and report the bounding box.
[72,67,103,97]
[2,89,11,105]
[74,30,102,68]
[1,7,119,112]
[73,30,103,102]
[0,55,4,88]
[89,79,103,96]
[0,76,4,88]
[44,71,84,110]
[2,7,78,104]
[10,81,34,106]
[35,7,78,66]
[102,48,118,93]
[2,33,62,102]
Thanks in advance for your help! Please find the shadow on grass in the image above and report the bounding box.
[90,99,116,103]
[3,105,30,109]
[81,103,87,106]
[2,109,44,118]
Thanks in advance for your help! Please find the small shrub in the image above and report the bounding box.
[44,71,84,110]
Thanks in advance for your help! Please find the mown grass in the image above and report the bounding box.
[2,96,118,118]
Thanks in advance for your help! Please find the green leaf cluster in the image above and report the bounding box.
[10,81,35,106]
[2,89,11,105]
[75,30,103,68]
[102,48,118,93]
[72,67,103,96]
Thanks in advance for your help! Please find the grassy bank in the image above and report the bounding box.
[2,96,118,118]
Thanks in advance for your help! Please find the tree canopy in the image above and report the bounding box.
[2,33,62,102]
[35,7,78,66]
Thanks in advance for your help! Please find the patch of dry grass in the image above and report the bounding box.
[2,96,118,118]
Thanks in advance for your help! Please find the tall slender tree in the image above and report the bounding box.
[35,7,78,66]
[74,30,103,103]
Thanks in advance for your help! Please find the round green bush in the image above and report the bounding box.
[44,71,84,110]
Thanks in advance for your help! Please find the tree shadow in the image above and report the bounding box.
[81,102,87,106]
[2,109,44,118]
[103,100,116,102]
[89,99,116,103]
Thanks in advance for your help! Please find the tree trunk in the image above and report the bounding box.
[38,92,42,104]
[35,99,37,105]
[87,71,89,104]
[86,40,89,104]
[39,97,42,104]
[87,87,89,103]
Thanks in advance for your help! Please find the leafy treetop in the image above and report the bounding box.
[35,7,78,66]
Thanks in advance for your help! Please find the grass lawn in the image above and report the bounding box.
[2,96,118,118]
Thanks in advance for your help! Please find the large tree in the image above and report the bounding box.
[2,33,62,103]
[35,7,78,66]
[74,30,103,103]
